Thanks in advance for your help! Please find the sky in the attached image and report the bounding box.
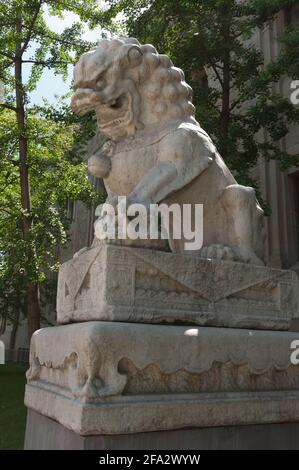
[24,9,105,106]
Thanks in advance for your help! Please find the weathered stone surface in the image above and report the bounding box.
[71,38,265,265]
[24,409,299,450]
[25,387,299,437]
[57,244,298,330]
[25,321,299,434]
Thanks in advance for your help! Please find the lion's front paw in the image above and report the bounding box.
[199,244,264,266]
[199,244,237,262]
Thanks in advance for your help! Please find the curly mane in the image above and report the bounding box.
[94,37,196,123]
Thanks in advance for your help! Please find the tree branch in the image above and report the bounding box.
[210,62,224,87]
[22,59,71,65]
[20,0,44,55]
[209,102,221,115]
[230,97,242,112]
[0,50,15,61]
[30,26,89,48]
[0,103,17,112]
[0,207,17,217]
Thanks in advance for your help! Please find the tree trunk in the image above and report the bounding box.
[9,312,19,350]
[15,19,40,343]
[221,60,230,144]
[219,7,232,160]
[27,283,40,340]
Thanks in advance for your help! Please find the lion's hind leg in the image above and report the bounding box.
[220,184,265,266]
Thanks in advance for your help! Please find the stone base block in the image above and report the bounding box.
[24,409,299,450]
[57,244,298,330]
[25,321,299,435]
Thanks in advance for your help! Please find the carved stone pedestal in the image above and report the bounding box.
[24,321,299,443]
[57,245,298,331]
[24,246,299,448]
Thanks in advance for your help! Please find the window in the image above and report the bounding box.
[294,174,299,249]
[191,69,209,91]
[289,171,299,264]
[67,200,75,220]
[285,2,299,26]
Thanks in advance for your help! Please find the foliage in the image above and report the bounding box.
[0,107,102,327]
[0,1,107,335]
[105,0,299,190]
[0,363,27,450]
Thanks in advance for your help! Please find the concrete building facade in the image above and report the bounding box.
[256,6,299,272]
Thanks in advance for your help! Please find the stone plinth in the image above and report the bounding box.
[57,244,298,331]
[24,409,299,450]
[25,321,299,436]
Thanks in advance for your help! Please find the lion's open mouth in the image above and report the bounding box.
[96,93,134,138]
[71,82,135,140]
[97,95,128,125]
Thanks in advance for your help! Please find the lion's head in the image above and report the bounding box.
[71,38,196,141]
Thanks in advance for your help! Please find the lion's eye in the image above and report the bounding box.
[109,96,123,109]
[96,79,105,90]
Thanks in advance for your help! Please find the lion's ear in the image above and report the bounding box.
[120,45,143,68]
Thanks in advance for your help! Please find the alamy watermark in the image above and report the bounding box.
[290,80,299,105]
[94,196,203,251]
[0,340,5,365]
[291,340,299,365]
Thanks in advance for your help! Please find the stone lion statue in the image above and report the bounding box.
[71,38,265,265]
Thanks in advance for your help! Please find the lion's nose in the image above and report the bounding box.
[71,88,104,115]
